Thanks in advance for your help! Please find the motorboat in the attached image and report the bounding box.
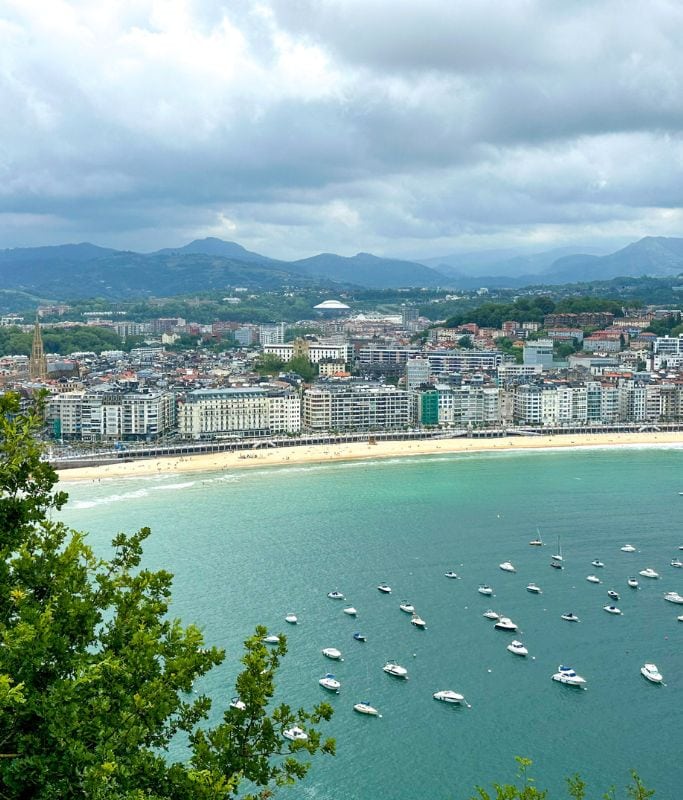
[561,612,580,622]
[411,614,427,629]
[377,583,392,594]
[640,663,663,684]
[229,697,246,711]
[399,602,415,613]
[343,606,357,616]
[322,647,343,660]
[591,559,605,568]
[607,590,620,601]
[433,690,465,704]
[494,616,518,632]
[444,571,460,579]
[550,560,563,570]
[621,544,637,552]
[552,665,586,686]
[319,673,341,692]
[586,575,601,584]
[507,640,528,656]
[478,584,494,596]
[670,558,683,568]
[526,583,542,594]
[639,568,659,579]
[627,577,639,588]
[603,605,622,615]
[678,615,683,622]
[283,726,308,742]
[285,613,298,624]
[327,590,345,600]
[499,561,516,573]
[353,701,379,716]
[482,609,500,620]
[383,661,408,679]
[263,635,280,644]
[353,632,367,641]
[664,591,683,604]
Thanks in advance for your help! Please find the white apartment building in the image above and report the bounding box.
[178,388,300,439]
[263,341,353,365]
[49,389,176,441]
[302,384,414,431]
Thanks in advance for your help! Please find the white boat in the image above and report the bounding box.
[377,583,392,594]
[283,726,308,742]
[411,614,427,629]
[327,590,345,600]
[478,584,494,596]
[526,583,542,594]
[383,661,408,679]
[664,591,683,604]
[322,647,343,660]
[319,673,341,692]
[263,635,280,644]
[494,616,518,632]
[591,559,605,568]
[552,665,586,686]
[229,697,246,711]
[586,575,601,584]
[678,615,683,622]
[399,602,415,613]
[433,690,465,704]
[343,606,357,616]
[353,701,379,716]
[499,561,516,573]
[482,609,500,620]
[444,571,460,579]
[607,590,620,601]
[529,537,544,546]
[670,558,683,568]
[285,613,298,624]
[507,640,528,656]
[627,577,639,588]
[621,544,637,552]
[639,568,659,579]
[561,612,580,622]
[552,537,563,562]
[640,663,663,684]
[603,605,622,615]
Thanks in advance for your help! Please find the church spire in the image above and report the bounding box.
[29,316,47,380]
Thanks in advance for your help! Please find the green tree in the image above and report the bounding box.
[254,353,285,376]
[287,355,318,382]
[0,394,333,799]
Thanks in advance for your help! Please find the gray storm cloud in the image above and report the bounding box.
[1,0,682,258]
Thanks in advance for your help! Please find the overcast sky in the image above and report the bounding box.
[2,0,683,260]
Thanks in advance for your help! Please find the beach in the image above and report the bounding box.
[56,430,683,482]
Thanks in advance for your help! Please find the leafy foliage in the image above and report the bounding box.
[0,394,333,799]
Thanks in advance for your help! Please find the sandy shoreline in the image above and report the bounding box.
[56,430,683,483]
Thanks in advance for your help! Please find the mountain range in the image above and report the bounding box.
[1,235,682,300]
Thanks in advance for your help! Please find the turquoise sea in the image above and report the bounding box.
[58,446,683,799]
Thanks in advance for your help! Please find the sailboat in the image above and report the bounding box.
[529,528,544,546]
[550,537,563,570]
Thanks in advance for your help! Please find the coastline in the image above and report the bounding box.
[56,430,683,483]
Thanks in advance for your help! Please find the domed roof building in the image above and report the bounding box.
[313,299,350,316]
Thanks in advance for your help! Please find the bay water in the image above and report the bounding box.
[58,446,683,799]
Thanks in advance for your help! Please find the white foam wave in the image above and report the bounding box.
[71,488,149,509]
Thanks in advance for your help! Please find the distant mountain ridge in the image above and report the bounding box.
[0,235,682,299]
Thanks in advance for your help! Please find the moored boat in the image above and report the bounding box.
[499,561,516,573]
[399,602,415,613]
[494,616,518,632]
[552,665,586,686]
[263,634,280,644]
[343,606,357,616]
[561,612,580,622]
[383,661,408,679]
[327,590,345,600]
[353,631,367,641]
[603,604,622,615]
[664,591,683,604]
[586,575,601,584]
[322,647,343,660]
[507,640,528,656]
[639,567,659,579]
[478,584,494,596]
[670,558,683,568]
[526,583,542,594]
[319,673,341,692]
[353,701,380,716]
[640,663,663,684]
[444,570,460,579]
[285,613,298,624]
[482,609,500,620]
[433,689,465,704]
[607,590,620,601]
[621,544,637,552]
[283,726,308,742]
[229,697,246,711]
[377,583,392,594]
[627,577,639,588]
[411,613,427,629]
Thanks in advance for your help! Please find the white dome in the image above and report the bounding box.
[313,299,350,310]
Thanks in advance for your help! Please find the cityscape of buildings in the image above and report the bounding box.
[3,302,683,447]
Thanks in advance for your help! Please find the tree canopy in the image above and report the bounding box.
[0,393,333,799]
